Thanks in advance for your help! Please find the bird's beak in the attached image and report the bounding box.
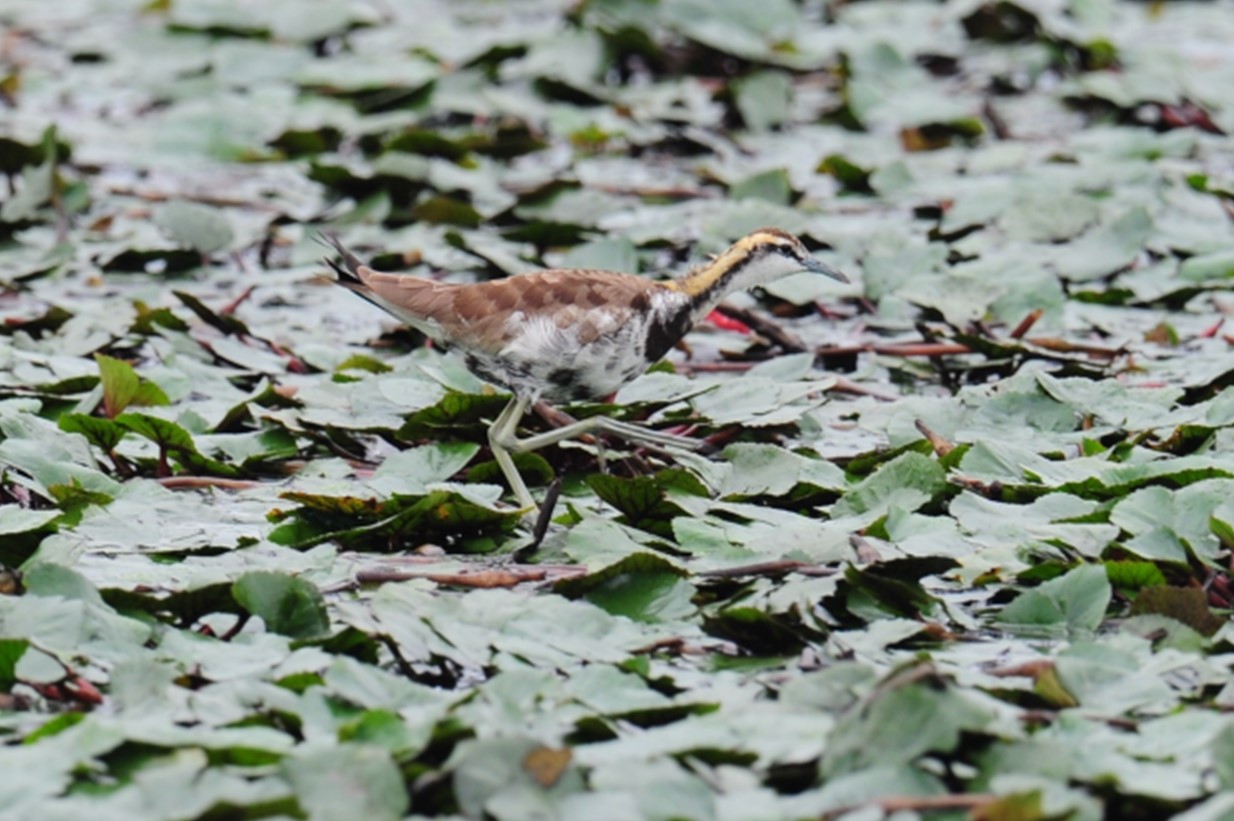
[802,256,850,283]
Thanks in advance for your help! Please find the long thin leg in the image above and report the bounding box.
[500,414,702,456]
[487,396,536,512]
[486,396,701,513]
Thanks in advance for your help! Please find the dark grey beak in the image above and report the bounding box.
[802,255,850,283]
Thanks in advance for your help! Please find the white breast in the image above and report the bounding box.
[500,313,577,361]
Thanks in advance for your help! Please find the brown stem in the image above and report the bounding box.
[1009,309,1043,339]
[354,565,586,587]
[696,560,837,578]
[589,184,714,200]
[220,284,256,316]
[830,377,899,401]
[108,185,284,212]
[219,613,250,642]
[1023,337,1123,358]
[914,419,955,458]
[713,302,807,353]
[675,361,753,374]
[158,476,261,490]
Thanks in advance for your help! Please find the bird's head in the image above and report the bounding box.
[731,228,850,284]
[673,227,850,307]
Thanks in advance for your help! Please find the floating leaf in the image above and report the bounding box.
[173,290,251,336]
[833,452,947,520]
[116,413,240,477]
[154,201,235,255]
[0,639,29,689]
[1104,560,1166,593]
[729,168,792,205]
[999,564,1111,634]
[58,413,127,454]
[587,469,708,537]
[1128,585,1223,637]
[95,354,170,419]
[232,571,329,640]
[840,557,959,620]
[281,746,408,821]
[732,70,792,131]
[822,665,997,778]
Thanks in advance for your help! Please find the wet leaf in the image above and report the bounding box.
[95,354,170,419]
[58,413,127,453]
[822,665,998,778]
[999,564,1111,634]
[1104,560,1166,593]
[0,638,29,689]
[732,71,792,132]
[557,552,694,623]
[587,469,708,536]
[833,451,947,521]
[232,571,329,640]
[729,168,792,205]
[282,746,408,821]
[173,290,251,336]
[154,201,235,255]
[116,412,241,476]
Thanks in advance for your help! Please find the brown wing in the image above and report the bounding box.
[349,267,457,335]
[358,268,682,354]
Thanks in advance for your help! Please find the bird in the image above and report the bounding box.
[322,228,849,512]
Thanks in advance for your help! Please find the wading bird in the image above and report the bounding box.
[324,229,848,511]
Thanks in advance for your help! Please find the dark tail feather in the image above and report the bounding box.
[316,232,367,287]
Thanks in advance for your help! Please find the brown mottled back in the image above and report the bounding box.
[323,226,841,403]
[355,267,682,354]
